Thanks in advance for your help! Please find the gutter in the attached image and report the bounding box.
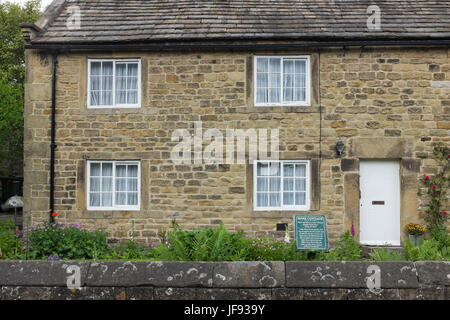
[25,39,450,51]
[49,52,58,223]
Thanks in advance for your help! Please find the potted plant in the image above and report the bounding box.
[405,223,426,246]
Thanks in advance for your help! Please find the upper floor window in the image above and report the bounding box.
[254,160,310,211]
[254,56,310,106]
[88,59,141,108]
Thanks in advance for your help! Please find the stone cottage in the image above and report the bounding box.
[21,0,449,246]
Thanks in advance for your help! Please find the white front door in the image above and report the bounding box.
[360,160,400,246]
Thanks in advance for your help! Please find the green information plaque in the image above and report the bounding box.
[294,215,328,251]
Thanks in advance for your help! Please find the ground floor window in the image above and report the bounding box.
[254,160,310,211]
[87,160,140,210]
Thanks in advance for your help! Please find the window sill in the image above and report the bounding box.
[80,107,143,114]
[252,210,312,219]
[86,207,141,212]
[81,209,144,219]
[249,106,319,113]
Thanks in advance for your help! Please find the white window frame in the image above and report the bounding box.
[254,55,311,107]
[87,160,141,211]
[87,59,141,108]
[253,160,310,211]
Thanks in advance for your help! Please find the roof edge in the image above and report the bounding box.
[34,0,66,31]
[25,38,450,52]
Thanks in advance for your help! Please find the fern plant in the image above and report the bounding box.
[369,248,403,261]
[152,220,249,261]
[403,238,448,261]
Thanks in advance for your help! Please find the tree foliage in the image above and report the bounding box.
[0,0,41,83]
[0,1,41,175]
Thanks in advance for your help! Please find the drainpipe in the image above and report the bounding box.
[49,52,58,223]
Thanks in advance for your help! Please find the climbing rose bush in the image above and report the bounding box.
[420,142,449,232]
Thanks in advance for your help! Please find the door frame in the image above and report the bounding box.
[342,136,421,247]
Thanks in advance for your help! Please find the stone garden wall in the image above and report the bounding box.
[0,261,448,300]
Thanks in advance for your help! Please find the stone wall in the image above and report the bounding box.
[0,261,448,300]
[23,46,450,244]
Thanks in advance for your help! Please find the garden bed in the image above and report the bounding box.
[1,220,448,262]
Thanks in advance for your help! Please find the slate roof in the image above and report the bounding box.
[31,0,450,44]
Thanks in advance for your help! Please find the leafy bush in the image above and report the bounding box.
[403,238,449,261]
[21,222,109,260]
[103,240,154,260]
[317,231,362,261]
[369,248,403,261]
[429,225,450,252]
[0,219,21,259]
[152,220,249,261]
[244,232,310,261]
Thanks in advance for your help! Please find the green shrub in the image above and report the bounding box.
[0,219,21,259]
[429,225,450,252]
[369,248,403,261]
[317,231,362,261]
[244,233,310,261]
[152,220,249,261]
[403,238,449,261]
[21,222,109,260]
[103,240,154,260]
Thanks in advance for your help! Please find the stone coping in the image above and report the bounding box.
[0,261,448,289]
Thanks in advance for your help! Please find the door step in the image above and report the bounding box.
[361,245,404,258]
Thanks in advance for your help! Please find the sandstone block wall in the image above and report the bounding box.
[23,47,450,245]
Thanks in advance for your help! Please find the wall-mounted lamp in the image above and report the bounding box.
[336,138,345,157]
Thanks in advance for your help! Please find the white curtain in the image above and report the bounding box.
[89,162,138,207]
[115,164,138,206]
[268,58,281,103]
[115,64,127,104]
[101,163,113,206]
[115,165,127,205]
[283,164,294,205]
[89,162,113,207]
[90,61,113,106]
[127,63,138,104]
[257,162,280,207]
[90,62,101,106]
[283,60,294,102]
[256,58,268,104]
[295,60,306,102]
[294,164,306,205]
[89,163,100,206]
[101,62,113,105]
[256,58,281,104]
[257,162,307,208]
[283,59,306,102]
[115,63,138,105]
[127,165,138,205]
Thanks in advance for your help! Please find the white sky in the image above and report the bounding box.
[4,0,53,11]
